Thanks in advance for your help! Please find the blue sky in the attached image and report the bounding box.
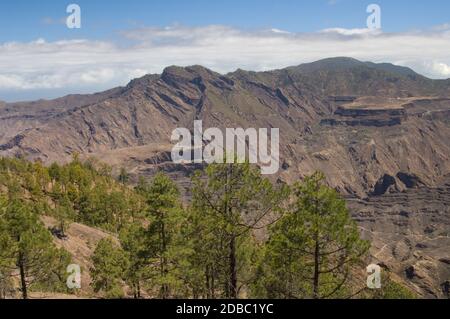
[1,0,450,101]
[1,0,450,42]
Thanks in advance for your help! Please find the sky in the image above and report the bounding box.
[1,0,450,101]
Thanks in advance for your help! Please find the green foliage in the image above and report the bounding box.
[0,157,145,232]
[90,238,128,298]
[0,157,140,298]
[0,199,72,298]
[138,172,187,298]
[2,157,413,300]
[367,272,417,299]
[119,222,149,298]
[252,172,370,299]
[190,161,288,299]
[0,195,14,298]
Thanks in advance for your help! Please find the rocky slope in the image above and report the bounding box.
[0,88,124,147]
[0,57,449,297]
[349,176,450,298]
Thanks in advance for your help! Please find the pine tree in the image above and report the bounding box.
[54,200,74,238]
[90,238,128,298]
[0,195,14,298]
[49,180,74,237]
[139,172,185,299]
[191,162,288,299]
[0,199,71,299]
[119,222,149,298]
[253,172,369,299]
[182,206,223,298]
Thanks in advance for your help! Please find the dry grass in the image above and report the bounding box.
[41,215,118,298]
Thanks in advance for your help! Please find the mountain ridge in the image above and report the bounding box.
[1,57,449,196]
[0,57,449,298]
[4,57,450,105]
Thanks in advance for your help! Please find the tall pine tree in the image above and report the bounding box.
[1,199,71,299]
[90,238,128,298]
[138,172,187,299]
[191,162,288,299]
[253,172,369,299]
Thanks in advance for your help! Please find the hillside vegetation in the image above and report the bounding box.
[0,157,415,299]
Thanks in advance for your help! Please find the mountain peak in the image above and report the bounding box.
[126,73,160,90]
[291,57,365,73]
[292,57,424,79]
[162,65,217,80]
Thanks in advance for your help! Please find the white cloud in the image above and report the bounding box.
[270,28,292,35]
[320,27,382,36]
[431,62,450,77]
[0,24,450,98]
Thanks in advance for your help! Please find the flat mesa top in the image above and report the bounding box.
[341,96,447,110]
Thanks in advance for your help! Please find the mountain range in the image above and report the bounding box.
[1,57,449,298]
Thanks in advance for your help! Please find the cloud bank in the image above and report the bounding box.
[1,24,450,100]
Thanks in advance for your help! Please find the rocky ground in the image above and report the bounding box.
[349,177,450,298]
